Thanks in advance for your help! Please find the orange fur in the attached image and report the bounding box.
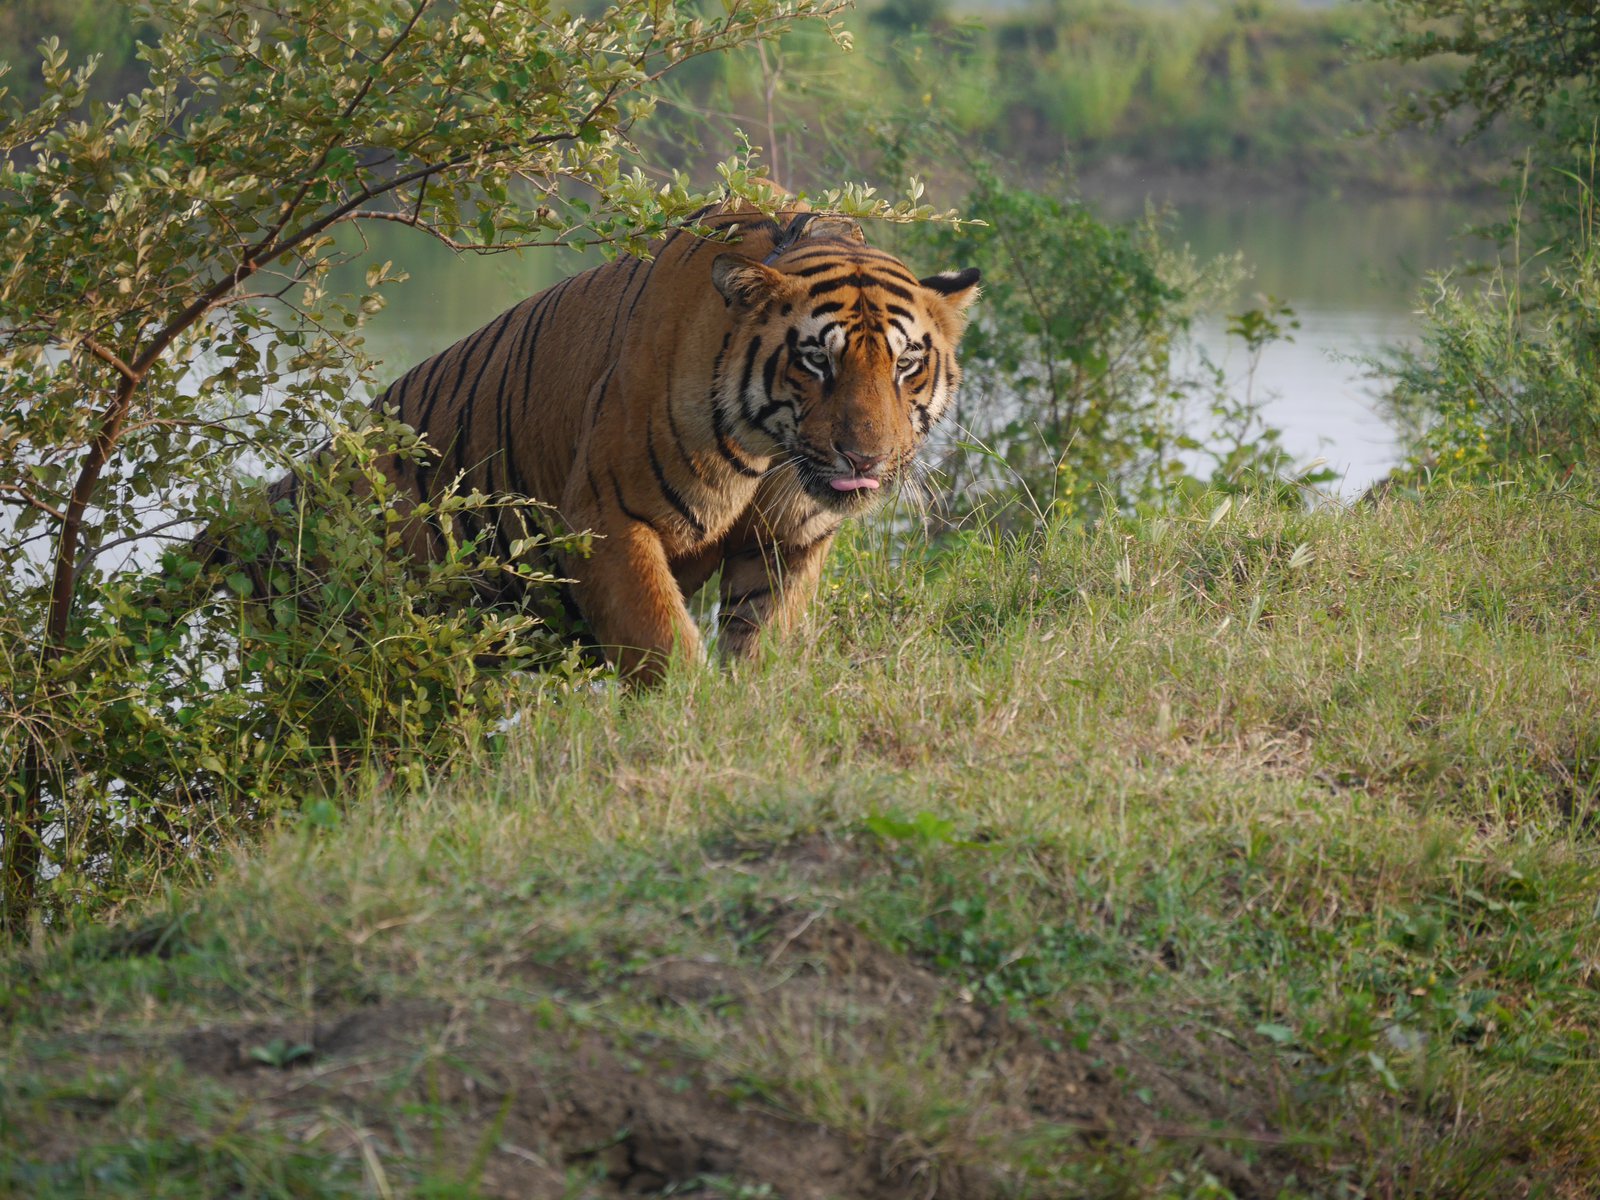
[375,202,980,680]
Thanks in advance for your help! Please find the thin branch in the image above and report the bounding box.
[0,483,68,522]
[351,209,476,251]
[243,0,435,277]
[82,514,208,566]
[76,337,140,383]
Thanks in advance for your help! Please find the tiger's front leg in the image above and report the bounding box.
[568,517,702,683]
[717,530,836,660]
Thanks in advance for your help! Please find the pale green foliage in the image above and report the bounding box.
[0,0,852,928]
[1382,173,1600,482]
[894,164,1286,523]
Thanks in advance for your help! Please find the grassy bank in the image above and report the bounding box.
[686,0,1517,198]
[2,0,1512,197]
[3,479,1597,1197]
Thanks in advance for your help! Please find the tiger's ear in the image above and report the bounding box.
[920,267,982,315]
[712,254,788,312]
[802,215,866,244]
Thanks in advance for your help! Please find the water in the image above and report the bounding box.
[351,190,1494,496]
[1109,190,1496,493]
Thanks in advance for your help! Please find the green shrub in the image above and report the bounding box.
[1383,182,1600,481]
[894,166,1196,520]
[890,164,1334,523]
[0,405,588,924]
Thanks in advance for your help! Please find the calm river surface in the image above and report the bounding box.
[1100,189,1494,493]
[354,189,1493,496]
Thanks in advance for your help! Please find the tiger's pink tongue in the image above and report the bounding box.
[830,477,881,492]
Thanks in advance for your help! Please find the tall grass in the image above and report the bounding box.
[3,480,1598,1195]
[1383,165,1600,480]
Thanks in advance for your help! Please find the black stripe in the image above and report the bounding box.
[451,306,518,479]
[409,341,467,499]
[761,343,784,399]
[519,277,571,412]
[788,261,856,278]
[415,323,483,446]
[663,384,707,483]
[620,249,666,331]
[811,301,846,317]
[509,278,576,481]
[590,359,620,426]
[726,584,773,607]
[396,359,442,493]
[711,394,762,477]
[735,337,763,429]
[646,414,706,537]
[915,350,943,436]
[499,298,540,497]
[606,256,647,353]
[754,338,798,425]
[752,398,795,430]
[609,470,656,529]
[409,350,453,441]
[779,244,905,269]
[736,217,783,247]
[680,233,717,265]
[807,273,916,301]
[711,330,764,475]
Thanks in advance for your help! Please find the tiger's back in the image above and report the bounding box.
[380,204,980,679]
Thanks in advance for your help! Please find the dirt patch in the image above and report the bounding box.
[616,906,1306,1197]
[24,907,1313,1197]
[166,994,914,1199]
[703,828,864,885]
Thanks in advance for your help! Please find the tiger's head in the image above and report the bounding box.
[712,217,980,510]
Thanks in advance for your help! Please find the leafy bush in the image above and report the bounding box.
[895,166,1193,519]
[1369,0,1600,481]
[891,164,1326,523]
[1384,210,1600,481]
[1,410,584,921]
[0,0,853,930]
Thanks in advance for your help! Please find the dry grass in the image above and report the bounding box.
[3,479,1599,1197]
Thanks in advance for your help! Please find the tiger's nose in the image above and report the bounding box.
[837,446,886,476]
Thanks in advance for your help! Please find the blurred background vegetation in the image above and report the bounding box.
[0,0,1518,193]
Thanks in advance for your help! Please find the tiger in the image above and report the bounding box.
[362,202,979,681]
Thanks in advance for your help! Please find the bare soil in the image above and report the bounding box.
[68,903,1311,1198]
